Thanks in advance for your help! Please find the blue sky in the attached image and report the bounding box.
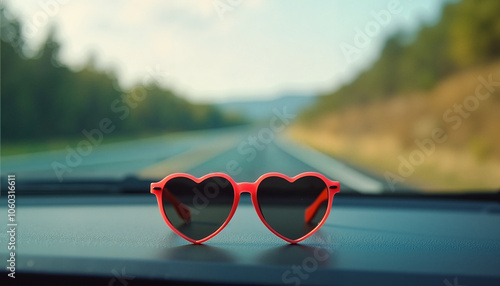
[5,0,448,102]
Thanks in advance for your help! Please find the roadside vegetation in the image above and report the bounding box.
[293,0,500,191]
[1,7,245,155]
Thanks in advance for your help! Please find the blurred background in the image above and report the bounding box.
[1,0,499,192]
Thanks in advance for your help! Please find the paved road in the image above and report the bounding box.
[1,126,391,193]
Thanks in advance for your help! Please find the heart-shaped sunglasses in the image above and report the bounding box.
[151,172,340,244]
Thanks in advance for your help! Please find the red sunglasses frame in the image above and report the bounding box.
[151,172,340,244]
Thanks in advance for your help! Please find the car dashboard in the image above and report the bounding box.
[1,191,499,286]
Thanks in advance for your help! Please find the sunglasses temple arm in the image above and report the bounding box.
[163,188,191,223]
[304,187,329,224]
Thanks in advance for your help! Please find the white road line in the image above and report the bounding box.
[275,136,384,194]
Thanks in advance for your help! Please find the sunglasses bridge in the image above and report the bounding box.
[236,182,257,194]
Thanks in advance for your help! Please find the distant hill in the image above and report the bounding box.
[216,94,317,122]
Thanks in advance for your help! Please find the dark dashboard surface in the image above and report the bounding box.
[1,194,499,286]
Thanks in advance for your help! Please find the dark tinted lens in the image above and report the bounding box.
[257,176,328,240]
[162,176,234,241]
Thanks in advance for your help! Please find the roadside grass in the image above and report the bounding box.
[1,135,143,156]
[0,130,205,157]
[290,62,500,193]
[289,126,500,192]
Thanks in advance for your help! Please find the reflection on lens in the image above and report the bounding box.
[162,177,234,241]
[257,176,328,240]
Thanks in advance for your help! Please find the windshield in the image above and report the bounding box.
[1,0,499,194]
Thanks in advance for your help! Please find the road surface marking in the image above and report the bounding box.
[138,135,239,178]
[275,136,384,193]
